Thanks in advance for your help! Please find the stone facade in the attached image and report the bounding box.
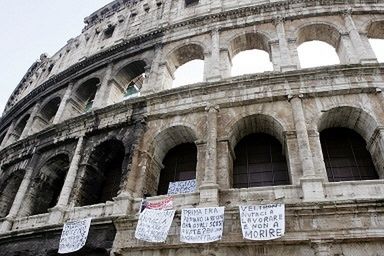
[0,0,384,255]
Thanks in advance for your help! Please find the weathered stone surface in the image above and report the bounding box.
[0,0,384,255]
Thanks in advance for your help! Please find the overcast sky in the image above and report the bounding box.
[0,0,111,115]
[0,1,383,115]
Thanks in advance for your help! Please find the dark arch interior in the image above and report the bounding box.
[76,78,100,112]
[13,114,30,139]
[320,128,379,182]
[78,140,125,206]
[233,133,290,188]
[0,170,25,218]
[115,60,146,99]
[29,154,70,215]
[40,97,61,123]
[157,143,197,195]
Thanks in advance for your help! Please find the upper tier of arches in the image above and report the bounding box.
[1,7,384,149]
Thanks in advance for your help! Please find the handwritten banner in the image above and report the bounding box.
[168,179,197,195]
[180,207,224,243]
[140,197,173,213]
[135,209,176,243]
[239,204,285,241]
[58,218,92,254]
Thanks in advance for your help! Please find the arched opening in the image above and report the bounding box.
[320,128,379,182]
[27,154,70,216]
[166,44,205,88]
[78,139,125,206]
[367,21,384,62]
[157,143,197,195]
[41,97,61,123]
[228,114,292,187]
[296,24,342,67]
[69,78,100,114]
[233,133,289,188]
[298,41,340,68]
[231,49,273,76]
[173,59,204,87]
[144,125,198,197]
[114,60,146,100]
[229,33,273,76]
[0,170,25,218]
[31,97,61,133]
[7,114,30,144]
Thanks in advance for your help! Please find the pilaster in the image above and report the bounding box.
[53,82,74,124]
[205,29,222,82]
[20,102,41,139]
[289,95,324,201]
[274,16,298,71]
[93,63,114,109]
[342,8,377,64]
[48,136,85,224]
[200,104,220,206]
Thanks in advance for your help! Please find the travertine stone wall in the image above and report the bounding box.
[0,0,384,255]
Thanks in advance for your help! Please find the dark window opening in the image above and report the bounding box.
[115,60,146,100]
[233,133,290,188]
[78,140,125,206]
[104,25,115,39]
[41,97,61,124]
[75,78,99,113]
[0,170,25,218]
[29,155,69,215]
[157,143,197,195]
[320,128,379,182]
[185,0,199,7]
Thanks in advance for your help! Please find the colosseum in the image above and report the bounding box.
[0,0,384,255]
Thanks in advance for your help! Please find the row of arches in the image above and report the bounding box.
[2,21,384,151]
[0,106,381,219]
[0,139,126,218]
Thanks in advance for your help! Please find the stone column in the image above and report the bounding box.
[141,44,172,94]
[53,82,74,124]
[312,241,332,256]
[20,102,41,139]
[93,63,114,109]
[274,16,298,71]
[0,151,39,232]
[200,104,220,206]
[338,33,359,64]
[48,136,85,224]
[343,8,377,64]
[205,29,221,82]
[219,48,231,79]
[289,95,324,201]
[0,120,16,148]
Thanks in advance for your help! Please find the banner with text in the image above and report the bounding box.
[168,179,197,195]
[135,209,176,243]
[58,218,92,254]
[140,196,173,213]
[239,204,285,241]
[180,207,224,243]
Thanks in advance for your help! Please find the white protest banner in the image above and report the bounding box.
[135,209,176,243]
[239,204,285,241]
[167,179,197,195]
[58,218,92,254]
[180,207,224,243]
[144,196,173,211]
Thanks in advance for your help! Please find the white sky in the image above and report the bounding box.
[0,1,383,114]
[0,0,111,115]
